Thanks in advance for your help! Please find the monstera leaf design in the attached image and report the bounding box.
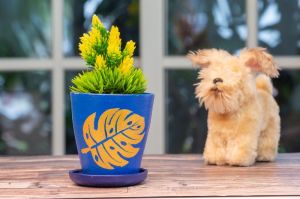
[81,108,145,169]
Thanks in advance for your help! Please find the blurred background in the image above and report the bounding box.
[0,0,299,155]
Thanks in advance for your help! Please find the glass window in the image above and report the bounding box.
[258,0,300,55]
[166,69,300,153]
[0,71,51,155]
[65,70,81,154]
[165,69,207,153]
[273,70,300,152]
[64,0,140,57]
[167,0,247,55]
[0,0,52,58]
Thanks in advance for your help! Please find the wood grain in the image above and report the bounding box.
[0,154,299,198]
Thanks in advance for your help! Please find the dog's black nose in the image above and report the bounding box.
[213,78,223,84]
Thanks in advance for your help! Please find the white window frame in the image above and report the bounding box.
[0,0,300,155]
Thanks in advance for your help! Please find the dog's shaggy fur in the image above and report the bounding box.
[187,48,280,166]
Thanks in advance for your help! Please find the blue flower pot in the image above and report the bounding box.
[70,93,154,175]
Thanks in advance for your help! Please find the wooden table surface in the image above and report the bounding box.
[0,154,299,198]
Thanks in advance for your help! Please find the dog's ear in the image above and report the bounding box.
[186,49,215,68]
[240,47,279,78]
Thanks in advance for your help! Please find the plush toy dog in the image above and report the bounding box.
[187,48,280,166]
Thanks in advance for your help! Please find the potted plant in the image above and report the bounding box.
[69,15,154,187]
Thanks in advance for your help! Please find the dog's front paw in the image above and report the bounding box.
[256,151,276,162]
[203,150,217,165]
[228,158,255,167]
[204,157,226,166]
[227,149,256,167]
[204,152,227,166]
[203,154,216,165]
[204,159,215,165]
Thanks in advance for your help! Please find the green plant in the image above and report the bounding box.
[70,15,146,94]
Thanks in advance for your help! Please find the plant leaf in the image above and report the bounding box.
[81,108,145,169]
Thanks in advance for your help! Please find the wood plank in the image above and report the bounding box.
[0,154,299,198]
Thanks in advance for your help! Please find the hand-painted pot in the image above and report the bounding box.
[70,93,154,175]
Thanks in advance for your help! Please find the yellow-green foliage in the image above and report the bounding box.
[70,15,146,94]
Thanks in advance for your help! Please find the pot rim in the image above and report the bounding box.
[70,92,154,97]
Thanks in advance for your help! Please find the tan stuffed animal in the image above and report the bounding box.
[187,48,280,166]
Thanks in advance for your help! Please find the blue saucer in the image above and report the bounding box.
[69,168,148,187]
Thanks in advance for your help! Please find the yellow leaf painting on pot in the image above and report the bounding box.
[81,108,145,169]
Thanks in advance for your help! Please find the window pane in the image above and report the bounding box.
[166,69,207,153]
[0,0,52,58]
[258,0,300,55]
[167,0,246,55]
[0,71,51,155]
[273,70,300,152]
[166,69,300,153]
[65,70,81,154]
[64,0,140,57]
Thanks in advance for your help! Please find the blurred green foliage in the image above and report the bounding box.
[167,0,246,55]
[0,71,51,155]
[0,0,51,57]
[64,0,139,56]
